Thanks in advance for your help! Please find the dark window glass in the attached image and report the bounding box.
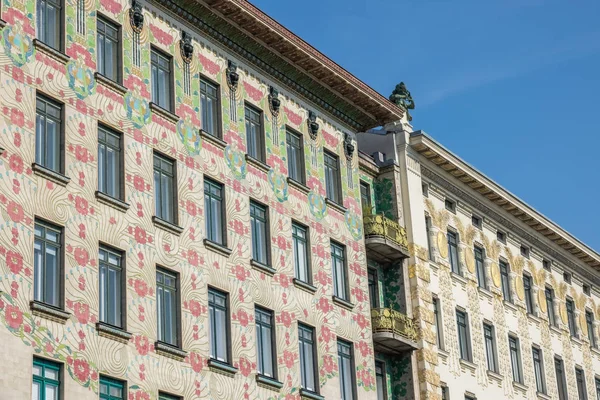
[434,298,443,349]
[245,105,264,161]
[153,153,176,223]
[425,216,433,260]
[523,274,534,314]
[331,242,348,300]
[532,347,546,394]
[204,178,225,245]
[441,386,448,400]
[99,246,123,328]
[200,78,220,137]
[360,182,371,212]
[543,259,551,271]
[576,368,587,400]
[444,199,455,212]
[595,377,600,400]
[497,231,506,243]
[100,376,125,400]
[37,0,62,50]
[33,358,61,400]
[555,358,568,400]
[292,222,310,283]
[36,95,63,173]
[287,129,305,183]
[368,268,379,309]
[98,125,123,200]
[563,272,572,284]
[509,336,523,383]
[34,220,62,307]
[250,201,269,265]
[472,215,482,229]
[256,307,276,378]
[586,311,596,348]
[299,324,318,393]
[156,268,179,347]
[566,299,577,337]
[456,310,471,361]
[158,393,180,400]
[483,323,497,372]
[546,288,556,326]
[475,246,486,289]
[375,361,386,400]
[209,288,229,363]
[324,150,341,204]
[500,260,511,302]
[520,245,530,258]
[151,48,172,110]
[338,339,356,400]
[447,231,459,274]
[97,17,120,82]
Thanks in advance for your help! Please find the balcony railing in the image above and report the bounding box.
[363,214,409,262]
[371,308,419,353]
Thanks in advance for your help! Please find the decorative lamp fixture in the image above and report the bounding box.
[130,0,144,33]
[307,110,319,140]
[180,30,194,63]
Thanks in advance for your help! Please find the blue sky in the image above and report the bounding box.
[251,0,600,251]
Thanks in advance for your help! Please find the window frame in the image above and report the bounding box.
[98,124,125,201]
[523,273,534,315]
[292,221,311,285]
[150,46,174,111]
[444,198,456,213]
[456,309,472,362]
[250,199,270,267]
[566,297,578,337]
[33,218,64,309]
[96,14,122,84]
[546,287,557,327]
[509,335,523,384]
[331,241,349,301]
[200,75,222,138]
[208,287,231,364]
[98,243,126,329]
[324,149,342,205]
[33,357,62,400]
[532,346,546,394]
[368,268,380,309]
[499,259,512,302]
[298,323,319,394]
[255,306,277,379]
[158,392,181,400]
[483,322,498,373]
[37,0,64,51]
[447,230,460,275]
[337,338,357,400]
[576,367,587,400]
[555,357,568,400]
[35,93,65,174]
[99,375,126,400]
[360,181,371,212]
[425,215,433,260]
[586,310,596,348]
[474,245,486,289]
[286,126,306,184]
[156,267,181,348]
[471,215,482,229]
[153,151,178,225]
[244,102,265,162]
[375,360,387,400]
[204,177,226,246]
[433,296,444,350]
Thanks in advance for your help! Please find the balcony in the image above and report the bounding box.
[363,214,409,263]
[371,308,419,354]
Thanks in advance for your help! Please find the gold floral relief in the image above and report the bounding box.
[515,275,524,301]
[491,261,501,288]
[437,231,448,259]
[538,291,547,314]
[464,247,475,274]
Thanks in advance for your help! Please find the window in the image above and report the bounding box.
[360,181,371,212]
[200,77,221,138]
[256,307,276,378]
[422,183,429,197]
[566,298,577,337]
[497,231,506,243]
[298,324,318,394]
[97,17,120,83]
[472,215,482,229]
[583,284,591,296]
[292,222,310,283]
[465,396,475,400]
[37,0,62,50]
[204,178,225,245]
[500,260,511,302]
[586,311,596,347]
[324,150,341,204]
[425,216,433,260]
[595,377,600,400]
[543,259,551,271]
[33,358,61,400]
[456,309,471,361]
[483,323,498,373]
[100,376,125,400]
[151,48,172,110]
[158,393,180,400]
[375,361,387,400]
[523,274,534,314]
[250,201,269,266]
[338,339,356,400]
[576,367,587,400]
[156,268,179,347]
[153,153,177,224]
[520,245,530,258]
[245,104,264,162]
[208,288,230,363]
[433,297,443,350]
[441,385,448,400]
[99,246,124,328]
[509,336,523,384]
[34,220,62,307]
[563,272,572,284]
[546,287,557,326]
[555,358,568,400]
[474,246,486,289]
[98,125,123,200]
[532,347,546,394]
[286,128,305,183]
[368,268,379,309]
[444,198,456,213]
[36,94,63,173]
[331,242,349,301]
[447,231,460,274]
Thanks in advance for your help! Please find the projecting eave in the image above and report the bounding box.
[410,131,600,275]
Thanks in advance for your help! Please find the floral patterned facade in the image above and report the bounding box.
[0,0,381,398]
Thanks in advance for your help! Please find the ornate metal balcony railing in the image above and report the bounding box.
[363,214,409,252]
[371,307,419,343]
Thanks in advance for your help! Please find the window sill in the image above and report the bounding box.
[94,72,127,96]
[459,358,476,372]
[450,271,467,286]
[245,154,270,173]
[150,102,179,124]
[293,278,317,294]
[251,259,276,276]
[287,177,310,194]
[503,300,518,312]
[478,286,493,300]
[438,349,449,361]
[96,191,130,212]
[325,198,346,214]
[33,39,70,64]
[549,325,562,336]
[203,239,232,257]
[571,335,582,347]
[152,216,184,236]
[200,129,227,149]
[527,313,541,325]
[96,322,132,344]
[155,341,187,361]
[512,381,528,394]
[299,389,325,400]
[486,370,503,383]
[332,295,354,311]
[30,301,71,324]
[537,391,551,400]
[208,359,238,377]
[256,374,283,391]
[32,163,70,186]
[591,346,600,357]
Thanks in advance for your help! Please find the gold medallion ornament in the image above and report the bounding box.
[491,262,501,288]
[464,248,475,274]
[515,276,524,301]
[437,232,448,259]
[538,291,547,314]
[559,304,568,325]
